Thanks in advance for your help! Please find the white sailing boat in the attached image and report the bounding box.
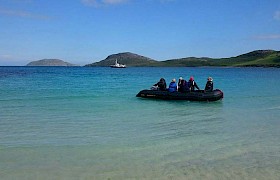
[110,59,126,68]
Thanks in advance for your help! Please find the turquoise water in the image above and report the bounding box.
[0,66,279,179]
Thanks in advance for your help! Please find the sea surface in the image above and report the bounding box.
[0,66,279,180]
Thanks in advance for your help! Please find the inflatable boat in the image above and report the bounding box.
[136,89,223,101]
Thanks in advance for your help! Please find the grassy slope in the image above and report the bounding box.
[162,50,280,67]
[213,50,280,67]
[85,50,280,67]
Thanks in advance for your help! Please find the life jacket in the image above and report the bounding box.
[182,80,190,92]
[205,81,213,91]
[188,80,195,91]
[178,79,184,91]
[179,80,189,92]
[187,80,192,87]
[168,82,177,92]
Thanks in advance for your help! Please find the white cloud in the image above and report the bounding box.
[274,11,280,20]
[81,0,175,7]
[0,54,19,63]
[159,0,175,3]
[0,8,50,20]
[0,54,14,60]
[10,0,33,3]
[253,34,280,40]
[81,0,98,6]
[103,0,128,4]
[0,54,31,65]
[81,0,128,7]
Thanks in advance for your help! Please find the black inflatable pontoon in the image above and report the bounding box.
[136,89,223,101]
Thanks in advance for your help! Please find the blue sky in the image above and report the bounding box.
[0,0,279,66]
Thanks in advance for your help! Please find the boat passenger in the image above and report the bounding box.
[153,78,167,91]
[168,78,177,92]
[204,77,214,92]
[178,77,183,91]
[188,76,200,91]
[178,77,189,93]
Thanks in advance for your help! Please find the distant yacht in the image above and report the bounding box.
[110,59,126,68]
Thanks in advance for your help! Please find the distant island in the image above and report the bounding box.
[26,59,78,66]
[85,50,280,68]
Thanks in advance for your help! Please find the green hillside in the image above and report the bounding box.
[85,50,280,67]
[213,50,280,67]
[163,50,280,67]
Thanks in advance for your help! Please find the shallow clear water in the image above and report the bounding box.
[0,66,279,179]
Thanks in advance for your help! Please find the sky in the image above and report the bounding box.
[0,0,279,66]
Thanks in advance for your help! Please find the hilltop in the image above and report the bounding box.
[85,50,280,67]
[26,59,78,66]
[85,52,158,67]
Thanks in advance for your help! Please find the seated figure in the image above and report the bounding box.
[168,78,177,92]
[204,77,214,92]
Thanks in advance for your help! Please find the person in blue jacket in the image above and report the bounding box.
[168,78,177,92]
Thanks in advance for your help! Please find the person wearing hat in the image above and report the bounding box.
[188,76,200,91]
[153,78,167,91]
[178,77,188,93]
[204,77,214,92]
[168,78,177,92]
